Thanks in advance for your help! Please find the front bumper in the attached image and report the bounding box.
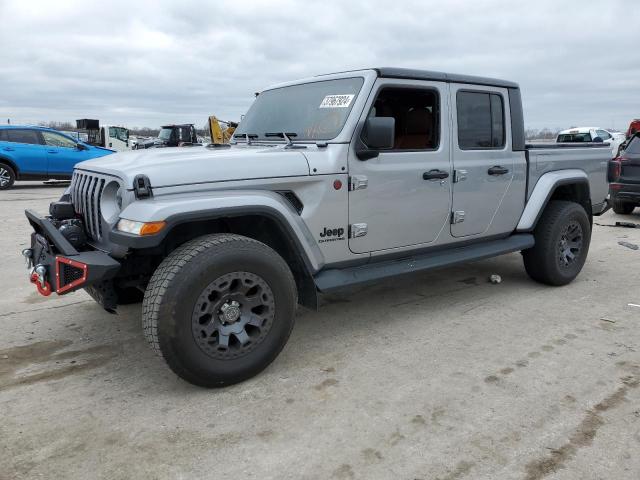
[24,209,121,296]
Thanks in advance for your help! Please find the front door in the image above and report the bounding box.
[41,130,90,175]
[348,79,451,253]
[449,85,516,237]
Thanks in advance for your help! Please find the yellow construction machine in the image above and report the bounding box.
[208,116,238,144]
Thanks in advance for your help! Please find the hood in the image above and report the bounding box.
[75,144,311,188]
[89,145,116,154]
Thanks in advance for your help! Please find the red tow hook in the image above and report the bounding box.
[30,265,52,296]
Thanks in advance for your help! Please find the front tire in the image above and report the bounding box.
[612,199,636,215]
[142,234,297,388]
[523,201,591,286]
[0,163,16,190]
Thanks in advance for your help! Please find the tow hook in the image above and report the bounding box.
[22,248,33,269]
[30,264,52,296]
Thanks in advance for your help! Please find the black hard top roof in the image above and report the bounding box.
[375,67,519,89]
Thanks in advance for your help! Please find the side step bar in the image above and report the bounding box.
[314,234,534,292]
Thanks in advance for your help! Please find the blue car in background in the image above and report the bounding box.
[0,125,115,189]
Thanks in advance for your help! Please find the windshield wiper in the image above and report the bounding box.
[265,132,298,146]
[233,133,258,145]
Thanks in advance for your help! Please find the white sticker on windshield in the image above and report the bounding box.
[319,94,355,109]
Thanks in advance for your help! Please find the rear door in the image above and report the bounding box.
[449,86,518,237]
[41,131,89,175]
[2,129,47,175]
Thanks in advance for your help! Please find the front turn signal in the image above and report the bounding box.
[117,219,166,236]
[139,221,166,236]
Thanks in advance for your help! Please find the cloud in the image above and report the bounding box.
[0,0,638,129]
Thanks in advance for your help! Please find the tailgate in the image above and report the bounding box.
[620,159,640,184]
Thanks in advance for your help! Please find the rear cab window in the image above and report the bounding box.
[456,91,505,149]
[625,136,640,155]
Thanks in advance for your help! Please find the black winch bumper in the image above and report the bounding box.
[23,209,121,297]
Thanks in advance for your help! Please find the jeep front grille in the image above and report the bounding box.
[70,172,108,241]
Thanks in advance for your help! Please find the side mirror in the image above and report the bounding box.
[593,136,603,143]
[76,143,87,150]
[356,117,395,160]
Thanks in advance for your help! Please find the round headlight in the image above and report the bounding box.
[101,181,122,223]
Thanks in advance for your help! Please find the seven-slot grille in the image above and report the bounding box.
[70,171,108,241]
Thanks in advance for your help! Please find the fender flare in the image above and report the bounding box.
[516,169,590,232]
[109,189,324,273]
[0,155,19,176]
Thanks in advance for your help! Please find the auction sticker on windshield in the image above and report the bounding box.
[319,94,355,108]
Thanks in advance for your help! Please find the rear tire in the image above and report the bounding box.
[523,201,591,286]
[142,234,297,388]
[612,199,636,215]
[0,163,16,190]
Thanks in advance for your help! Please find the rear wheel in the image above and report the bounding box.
[612,199,636,215]
[523,201,591,286]
[142,234,297,387]
[0,163,16,190]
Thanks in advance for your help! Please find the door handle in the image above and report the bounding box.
[488,166,509,175]
[47,150,58,154]
[2,147,14,151]
[423,169,449,180]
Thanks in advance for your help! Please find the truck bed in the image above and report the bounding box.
[525,143,610,205]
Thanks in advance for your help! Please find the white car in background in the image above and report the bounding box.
[556,127,625,158]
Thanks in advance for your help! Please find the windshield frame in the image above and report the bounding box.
[234,70,377,145]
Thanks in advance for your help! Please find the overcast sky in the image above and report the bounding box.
[1,0,638,130]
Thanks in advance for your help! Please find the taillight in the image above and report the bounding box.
[608,157,625,182]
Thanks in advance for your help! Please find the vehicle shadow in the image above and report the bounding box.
[53,253,537,392]
[10,182,70,190]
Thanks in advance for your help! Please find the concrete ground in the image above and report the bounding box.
[1,182,639,480]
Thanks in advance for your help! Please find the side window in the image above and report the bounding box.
[596,129,611,140]
[457,91,505,149]
[6,129,42,145]
[366,87,439,150]
[0,130,6,141]
[42,131,77,148]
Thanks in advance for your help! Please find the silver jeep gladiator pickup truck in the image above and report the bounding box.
[23,68,610,387]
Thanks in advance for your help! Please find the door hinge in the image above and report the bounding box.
[453,169,468,183]
[451,211,465,224]
[349,175,368,191]
[349,223,368,238]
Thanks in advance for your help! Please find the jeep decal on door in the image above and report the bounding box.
[319,227,345,243]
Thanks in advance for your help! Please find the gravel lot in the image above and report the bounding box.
[1,182,639,480]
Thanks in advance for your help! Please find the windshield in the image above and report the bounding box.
[235,77,364,141]
[109,126,129,142]
[158,128,173,140]
[557,133,592,142]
